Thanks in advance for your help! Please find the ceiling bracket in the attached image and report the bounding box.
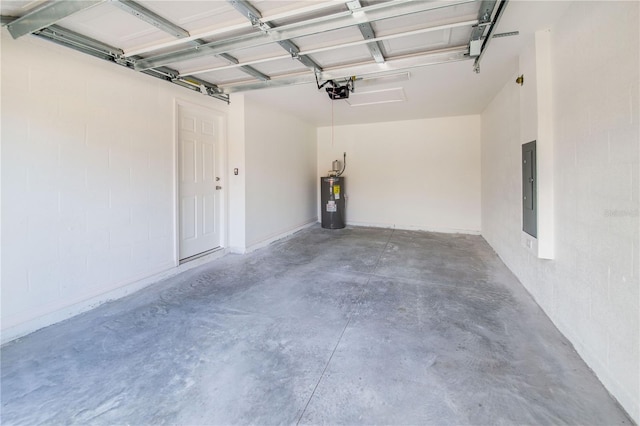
[473,0,510,73]
[249,15,260,26]
[226,0,322,73]
[472,22,491,29]
[346,0,386,64]
[115,55,130,66]
[166,71,179,81]
[491,31,519,39]
[252,19,270,33]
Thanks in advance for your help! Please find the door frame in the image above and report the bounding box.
[173,98,228,265]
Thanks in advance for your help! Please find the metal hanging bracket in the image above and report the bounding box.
[473,0,510,73]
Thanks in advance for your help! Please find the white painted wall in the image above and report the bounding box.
[227,94,247,253]
[317,116,481,233]
[244,98,317,249]
[481,2,639,421]
[518,30,555,259]
[1,32,232,342]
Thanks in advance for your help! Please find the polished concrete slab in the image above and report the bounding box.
[1,226,633,425]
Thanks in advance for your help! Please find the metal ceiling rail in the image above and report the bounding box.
[6,0,104,39]
[227,0,323,72]
[346,0,386,64]
[109,0,270,82]
[467,0,495,57]
[180,18,478,78]
[0,15,230,103]
[40,24,125,57]
[181,52,299,77]
[37,25,123,61]
[469,0,496,42]
[221,46,470,93]
[473,0,509,72]
[134,0,475,71]
[123,1,345,57]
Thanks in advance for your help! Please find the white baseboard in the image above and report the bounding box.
[1,249,227,345]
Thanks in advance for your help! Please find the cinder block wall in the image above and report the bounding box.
[244,99,317,249]
[317,115,482,233]
[1,32,230,342]
[481,2,639,421]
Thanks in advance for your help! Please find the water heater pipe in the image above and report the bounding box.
[336,152,346,177]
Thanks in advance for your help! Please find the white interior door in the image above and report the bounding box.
[178,104,222,260]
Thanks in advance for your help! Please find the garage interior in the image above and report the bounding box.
[1,0,638,424]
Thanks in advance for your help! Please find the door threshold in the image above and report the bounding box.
[179,247,223,264]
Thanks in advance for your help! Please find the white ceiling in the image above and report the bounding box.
[244,1,572,126]
[1,0,571,126]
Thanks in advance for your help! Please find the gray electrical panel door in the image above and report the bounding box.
[522,141,537,237]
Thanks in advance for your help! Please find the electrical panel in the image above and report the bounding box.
[522,141,537,237]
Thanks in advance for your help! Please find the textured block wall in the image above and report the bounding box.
[317,115,482,233]
[244,99,317,249]
[1,33,229,341]
[481,2,639,421]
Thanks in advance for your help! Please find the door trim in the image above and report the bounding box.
[173,98,228,265]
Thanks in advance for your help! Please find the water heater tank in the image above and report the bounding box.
[321,177,345,229]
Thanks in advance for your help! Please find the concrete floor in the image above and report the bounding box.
[1,226,633,425]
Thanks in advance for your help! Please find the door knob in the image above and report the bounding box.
[216,186,222,190]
